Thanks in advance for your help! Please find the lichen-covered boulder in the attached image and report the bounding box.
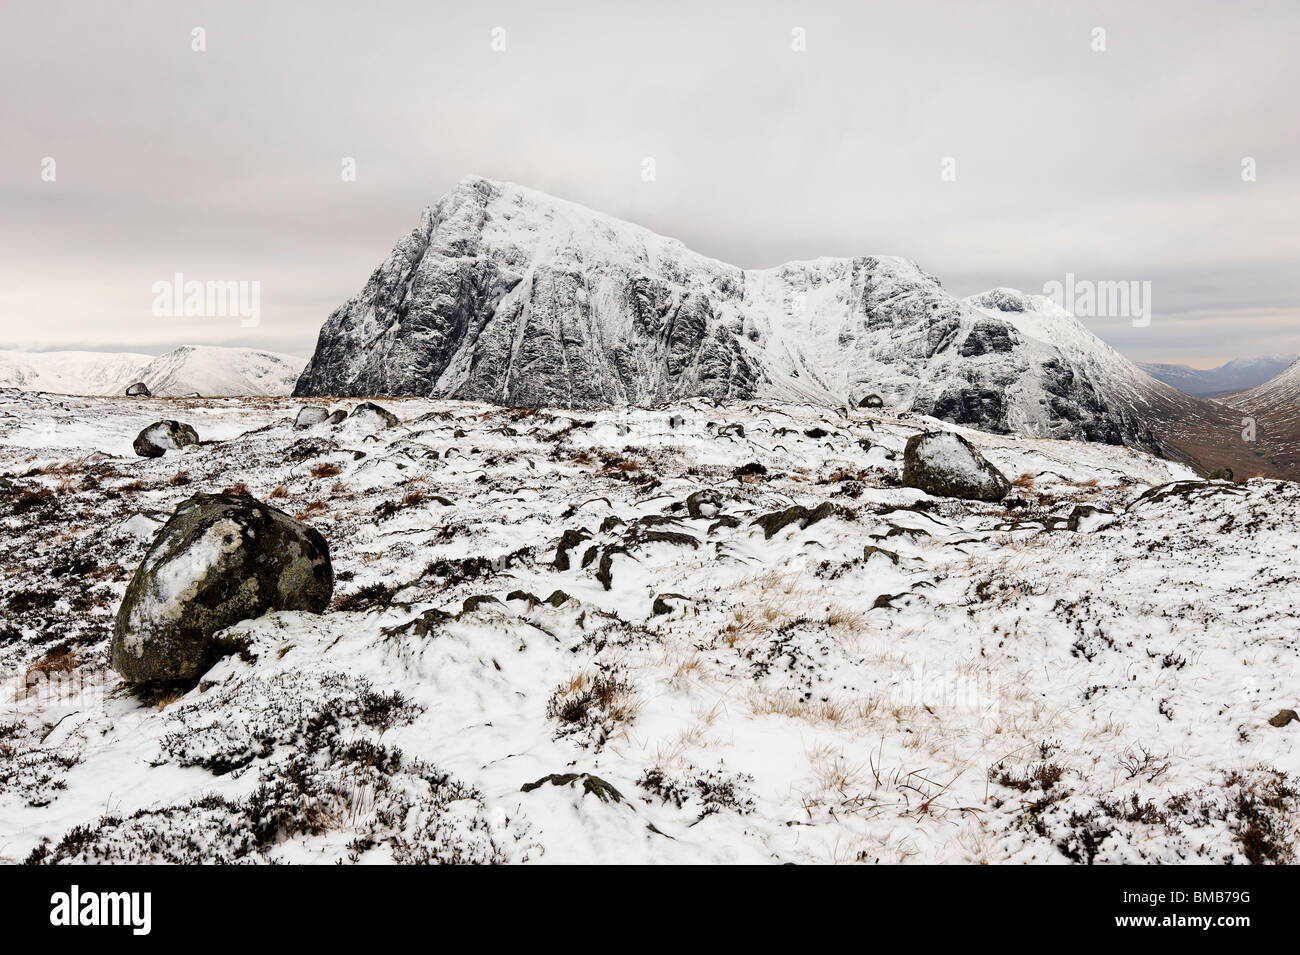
[125,382,152,397]
[111,493,333,685]
[858,393,885,409]
[133,420,199,458]
[349,401,399,429]
[902,431,1010,502]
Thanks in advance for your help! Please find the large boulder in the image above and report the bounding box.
[111,493,333,685]
[133,420,199,458]
[902,431,1010,502]
[125,382,152,397]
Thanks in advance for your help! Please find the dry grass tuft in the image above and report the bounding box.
[295,500,328,520]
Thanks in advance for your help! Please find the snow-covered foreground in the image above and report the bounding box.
[0,390,1296,864]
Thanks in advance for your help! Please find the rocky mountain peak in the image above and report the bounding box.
[294,178,1232,462]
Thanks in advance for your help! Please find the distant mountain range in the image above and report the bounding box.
[1138,357,1296,397]
[0,345,304,396]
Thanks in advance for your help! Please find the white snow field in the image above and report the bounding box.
[0,390,1296,864]
[0,346,304,397]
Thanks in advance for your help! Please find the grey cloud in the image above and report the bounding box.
[0,0,1296,367]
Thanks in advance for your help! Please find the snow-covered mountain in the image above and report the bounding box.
[0,346,305,397]
[132,346,305,397]
[296,177,1232,462]
[1236,357,1300,410]
[0,350,154,395]
[1139,357,1296,397]
[1230,359,1300,472]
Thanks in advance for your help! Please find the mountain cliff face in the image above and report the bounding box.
[295,177,1212,456]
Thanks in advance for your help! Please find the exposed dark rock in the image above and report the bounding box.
[520,773,625,804]
[349,402,400,428]
[652,593,689,615]
[901,431,1010,502]
[552,528,591,570]
[751,501,850,539]
[132,421,199,458]
[685,489,723,519]
[125,382,151,397]
[111,493,333,686]
[1067,504,1115,532]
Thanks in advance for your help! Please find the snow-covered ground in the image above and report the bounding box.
[0,390,1296,864]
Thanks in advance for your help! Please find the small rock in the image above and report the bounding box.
[1208,467,1235,482]
[125,382,152,397]
[133,420,199,458]
[751,501,847,539]
[1268,709,1298,727]
[1067,504,1115,532]
[349,401,400,428]
[858,394,885,409]
[686,489,723,519]
[520,773,625,804]
[902,431,1010,502]
[294,406,332,429]
[111,493,333,686]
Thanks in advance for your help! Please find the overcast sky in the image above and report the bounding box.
[2,0,1296,367]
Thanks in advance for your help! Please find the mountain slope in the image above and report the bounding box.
[296,177,1233,464]
[0,346,304,397]
[0,350,153,395]
[1228,359,1300,475]
[1139,357,1295,397]
[133,346,304,396]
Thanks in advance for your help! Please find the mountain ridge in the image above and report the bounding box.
[292,177,1283,476]
[0,345,305,397]
[1139,356,1296,397]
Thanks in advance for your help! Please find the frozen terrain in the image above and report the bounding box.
[0,390,1296,864]
[0,346,305,397]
